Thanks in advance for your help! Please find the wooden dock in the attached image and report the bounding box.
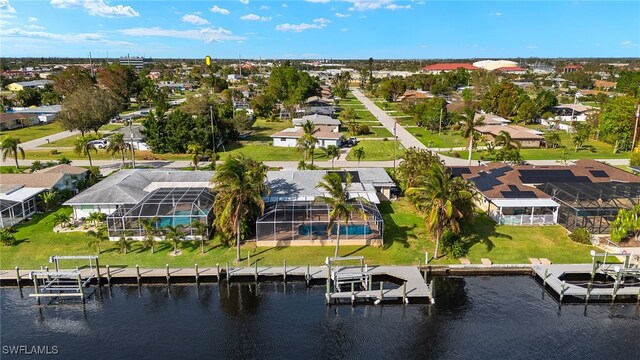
[532,264,640,302]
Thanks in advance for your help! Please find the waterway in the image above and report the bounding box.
[1,276,639,359]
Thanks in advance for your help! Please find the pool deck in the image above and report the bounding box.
[532,264,640,301]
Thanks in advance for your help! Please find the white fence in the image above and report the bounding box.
[490,212,556,226]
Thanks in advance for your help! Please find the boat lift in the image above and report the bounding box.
[28,255,100,301]
[326,256,371,293]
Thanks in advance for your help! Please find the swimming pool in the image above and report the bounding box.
[156,210,197,228]
[298,224,372,236]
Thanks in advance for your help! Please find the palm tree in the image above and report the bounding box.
[87,225,107,254]
[213,155,269,261]
[495,130,519,151]
[163,225,184,256]
[107,132,128,168]
[39,191,59,212]
[315,172,368,258]
[140,217,159,254]
[297,120,318,165]
[187,143,203,170]
[406,163,475,259]
[74,135,98,169]
[0,228,16,246]
[53,212,71,229]
[353,147,365,166]
[325,145,340,169]
[191,220,209,254]
[1,136,25,170]
[86,211,106,228]
[116,231,132,254]
[460,108,484,165]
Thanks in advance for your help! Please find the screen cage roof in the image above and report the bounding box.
[111,187,215,219]
[257,199,382,224]
[540,182,640,210]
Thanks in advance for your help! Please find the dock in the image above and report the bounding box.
[0,261,433,305]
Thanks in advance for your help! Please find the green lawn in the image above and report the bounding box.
[406,127,468,148]
[0,200,607,270]
[0,122,64,143]
[365,127,394,138]
[346,140,405,161]
[219,143,328,162]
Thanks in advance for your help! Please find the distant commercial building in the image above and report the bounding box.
[473,60,519,71]
[421,63,479,74]
[118,56,153,70]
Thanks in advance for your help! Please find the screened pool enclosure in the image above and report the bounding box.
[255,200,383,246]
[107,187,215,239]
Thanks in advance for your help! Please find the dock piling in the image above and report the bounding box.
[136,265,141,285]
[165,264,170,285]
[283,260,287,281]
[15,266,21,288]
[325,278,330,305]
[305,264,310,287]
[216,263,220,282]
[255,259,258,282]
[195,263,199,284]
[402,281,407,304]
[106,265,112,287]
[95,258,101,286]
[76,273,84,302]
[429,279,435,304]
[560,280,567,302]
[226,262,230,281]
[543,268,549,286]
[612,266,622,301]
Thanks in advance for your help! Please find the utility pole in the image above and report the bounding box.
[438,107,443,134]
[632,103,640,150]
[89,51,94,78]
[128,120,136,169]
[210,106,216,155]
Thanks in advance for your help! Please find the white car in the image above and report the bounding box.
[89,139,108,149]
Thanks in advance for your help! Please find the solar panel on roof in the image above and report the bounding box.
[450,168,471,177]
[519,169,591,184]
[589,170,608,178]
[501,191,538,198]
[471,174,503,192]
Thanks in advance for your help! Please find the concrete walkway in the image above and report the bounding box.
[19,130,82,150]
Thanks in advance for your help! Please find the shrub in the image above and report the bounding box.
[451,151,461,158]
[358,124,370,135]
[441,229,467,259]
[569,228,591,244]
[0,228,16,246]
[49,149,60,155]
[630,152,640,167]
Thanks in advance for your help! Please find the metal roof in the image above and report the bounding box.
[491,198,559,208]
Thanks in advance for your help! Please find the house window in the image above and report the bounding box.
[280,138,287,141]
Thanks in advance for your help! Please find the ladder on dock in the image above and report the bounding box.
[332,270,370,292]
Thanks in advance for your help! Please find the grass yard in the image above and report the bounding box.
[346,140,405,161]
[406,127,468,149]
[365,126,394,138]
[0,122,64,143]
[0,200,607,270]
[220,143,328,162]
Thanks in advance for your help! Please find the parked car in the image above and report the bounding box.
[88,139,108,149]
[344,137,358,147]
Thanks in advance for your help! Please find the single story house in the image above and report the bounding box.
[292,114,341,132]
[541,104,596,130]
[0,165,88,228]
[6,80,52,92]
[271,126,344,148]
[474,124,543,148]
[0,112,38,131]
[112,125,149,150]
[14,105,62,123]
[256,169,393,246]
[400,90,432,102]
[475,113,511,126]
[451,159,640,230]
[494,66,527,75]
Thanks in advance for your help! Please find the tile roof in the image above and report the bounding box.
[422,63,479,71]
[0,173,65,189]
[494,66,527,72]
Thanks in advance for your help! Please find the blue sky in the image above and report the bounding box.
[1,0,639,59]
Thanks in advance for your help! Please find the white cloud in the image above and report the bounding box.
[345,0,392,11]
[50,0,140,18]
[24,24,45,30]
[386,4,411,10]
[181,14,209,25]
[276,18,330,32]
[341,28,348,32]
[282,3,288,7]
[0,0,15,18]
[0,27,134,46]
[0,0,16,14]
[335,12,350,17]
[620,40,639,48]
[210,5,229,15]
[259,5,270,10]
[118,27,244,43]
[307,0,331,3]
[241,14,271,21]
[239,0,249,4]
[28,16,38,22]
[490,12,503,16]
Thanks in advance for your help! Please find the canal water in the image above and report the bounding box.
[1,276,639,359]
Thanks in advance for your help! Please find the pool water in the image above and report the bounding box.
[298,224,372,236]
